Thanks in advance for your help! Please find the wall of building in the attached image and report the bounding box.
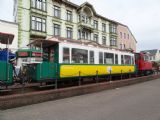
[15,0,136,50]
[117,24,137,52]
[0,20,18,50]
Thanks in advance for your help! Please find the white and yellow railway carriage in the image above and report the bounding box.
[27,39,136,82]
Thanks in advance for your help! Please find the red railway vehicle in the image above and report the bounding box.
[135,52,153,75]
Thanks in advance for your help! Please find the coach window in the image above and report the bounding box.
[90,51,94,64]
[104,53,114,64]
[63,47,70,63]
[72,48,88,64]
[115,54,118,64]
[124,55,131,65]
[121,55,124,64]
[99,52,103,64]
[132,56,135,65]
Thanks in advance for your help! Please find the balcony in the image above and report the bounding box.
[31,8,47,16]
[78,21,94,31]
[30,30,47,37]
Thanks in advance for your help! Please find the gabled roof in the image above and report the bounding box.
[60,0,135,35]
[141,49,159,55]
[77,2,97,15]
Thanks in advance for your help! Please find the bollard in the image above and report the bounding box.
[121,70,123,80]
[129,69,131,78]
[109,70,112,82]
[79,71,81,86]
[55,64,58,89]
[96,70,98,83]
[55,77,57,89]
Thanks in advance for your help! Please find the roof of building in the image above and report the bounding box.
[0,19,18,25]
[0,32,14,44]
[62,1,122,25]
[61,0,137,42]
[141,49,159,55]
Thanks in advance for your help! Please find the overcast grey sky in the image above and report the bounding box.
[0,0,160,51]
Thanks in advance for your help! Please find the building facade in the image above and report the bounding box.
[14,0,136,51]
[117,24,137,52]
[0,19,18,50]
[141,49,160,62]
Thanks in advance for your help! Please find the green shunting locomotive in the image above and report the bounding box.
[0,32,15,86]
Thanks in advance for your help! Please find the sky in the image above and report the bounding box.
[0,0,160,51]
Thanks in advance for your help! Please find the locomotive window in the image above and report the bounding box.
[63,47,70,63]
[124,55,131,65]
[90,51,94,64]
[72,48,88,64]
[135,53,140,60]
[99,52,103,64]
[104,53,114,64]
[121,55,124,64]
[115,54,118,64]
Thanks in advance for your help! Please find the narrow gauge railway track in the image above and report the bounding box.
[1,73,159,96]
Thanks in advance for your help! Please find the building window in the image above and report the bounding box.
[78,14,90,23]
[90,51,94,64]
[53,5,61,18]
[31,0,46,11]
[94,34,98,42]
[120,44,123,49]
[102,36,106,45]
[124,33,126,39]
[104,53,114,64]
[78,30,91,40]
[63,47,70,63]
[66,27,73,39]
[128,34,129,39]
[31,16,46,32]
[102,23,106,32]
[124,44,126,49]
[66,10,72,22]
[120,32,122,38]
[99,52,103,64]
[110,36,117,46]
[53,24,61,36]
[94,20,98,30]
[109,24,117,34]
[72,48,88,64]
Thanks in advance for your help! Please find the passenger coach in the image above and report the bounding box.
[25,37,136,82]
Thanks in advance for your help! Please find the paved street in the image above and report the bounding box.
[1,79,160,120]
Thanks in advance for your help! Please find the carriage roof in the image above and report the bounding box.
[27,38,59,48]
[0,32,14,45]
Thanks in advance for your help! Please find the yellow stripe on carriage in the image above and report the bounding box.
[60,65,135,78]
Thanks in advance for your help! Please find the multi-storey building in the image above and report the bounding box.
[117,24,137,52]
[13,0,136,50]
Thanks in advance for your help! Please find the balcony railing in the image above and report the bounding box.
[78,21,94,31]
